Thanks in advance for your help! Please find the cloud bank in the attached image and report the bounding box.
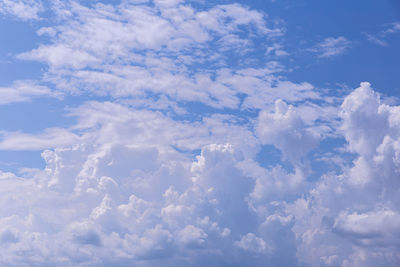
[0,1,399,266]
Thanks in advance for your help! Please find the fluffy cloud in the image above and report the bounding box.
[257,99,320,169]
[0,0,399,266]
[0,77,399,266]
[16,0,305,110]
[286,82,400,267]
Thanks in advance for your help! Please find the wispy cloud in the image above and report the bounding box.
[0,128,79,150]
[0,80,59,105]
[364,22,400,46]
[364,33,388,46]
[309,36,352,58]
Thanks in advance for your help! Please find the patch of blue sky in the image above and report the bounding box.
[266,0,400,96]
[0,94,111,173]
[0,150,44,173]
[0,95,111,132]
[308,137,355,182]
[0,19,45,83]
[256,144,290,169]
[175,100,259,121]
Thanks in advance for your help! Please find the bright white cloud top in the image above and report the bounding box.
[0,0,399,266]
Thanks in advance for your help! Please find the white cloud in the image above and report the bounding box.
[340,82,388,157]
[0,128,80,150]
[0,78,399,266]
[257,99,320,170]
[0,0,42,20]
[266,43,289,57]
[235,233,270,254]
[309,36,352,58]
[365,22,400,46]
[177,225,208,248]
[287,82,400,267]
[334,209,400,246]
[1,0,399,266]
[0,80,57,105]
[364,33,388,47]
[16,1,292,110]
[154,0,184,8]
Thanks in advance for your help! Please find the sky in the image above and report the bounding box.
[0,0,399,266]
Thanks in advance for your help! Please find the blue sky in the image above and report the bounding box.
[0,0,400,266]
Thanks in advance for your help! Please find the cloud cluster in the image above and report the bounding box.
[0,0,399,266]
[0,81,398,266]
[288,82,400,267]
[16,0,322,111]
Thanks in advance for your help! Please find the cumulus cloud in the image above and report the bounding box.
[257,99,320,171]
[0,76,399,266]
[286,82,400,267]
[0,0,399,266]
[235,233,270,253]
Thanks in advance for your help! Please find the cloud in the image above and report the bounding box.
[1,0,400,266]
[286,82,400,267]
[364,22,400,46]
[309,36,352,58]
[266,43,289,57]
[235,233,271,253]
[0,80,397,266]
[17,1,292,110]
[333,209,400,246]
[0,80,58,105]
[0,128,80,150]
[256,99,320,170]
[364,33,388,47]
[0,0,43,20]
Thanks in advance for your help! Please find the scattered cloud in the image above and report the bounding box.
[266,43,289,57]
[17,1,289,110]
[364,22,400,46]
